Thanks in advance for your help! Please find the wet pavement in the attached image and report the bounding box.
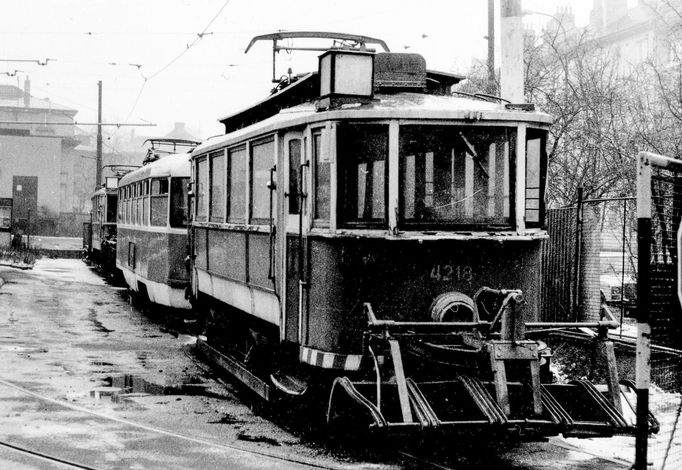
[0,258,637,469]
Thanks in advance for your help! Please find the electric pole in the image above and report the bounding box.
[95,80,103,190]
[500,0,524,104]
[488,0,495,94]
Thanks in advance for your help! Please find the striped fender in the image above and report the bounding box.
[299,346,363,371]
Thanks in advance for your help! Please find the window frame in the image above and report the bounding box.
[209,149,226,223]
[336,122,389,229]
[227,144,247,224]
[397,123,518,231]
[150,177,170,227]
[524,127,547,229]
[249,136,276,225]
[195,156,208,222]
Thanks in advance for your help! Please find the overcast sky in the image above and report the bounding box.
[1,0,597,142]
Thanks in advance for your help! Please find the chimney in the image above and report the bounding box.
[23,76,31,107]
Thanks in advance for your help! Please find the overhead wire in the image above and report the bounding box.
[113,0,233,150]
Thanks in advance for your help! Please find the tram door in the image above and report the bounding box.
[281,132,308,344]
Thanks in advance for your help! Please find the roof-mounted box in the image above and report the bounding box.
[317,50,374,110]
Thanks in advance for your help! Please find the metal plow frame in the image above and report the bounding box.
[326,299,655,440]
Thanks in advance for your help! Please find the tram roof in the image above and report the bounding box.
[90,186,117,199]
[195,92,553,156]
[119,152,191,186]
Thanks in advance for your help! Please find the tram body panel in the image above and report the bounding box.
[193,226,279,325]
[294,235,543,355]
[117,225,190,308]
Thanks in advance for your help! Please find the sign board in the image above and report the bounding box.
[105,176,119,189]
[0,198,12,232]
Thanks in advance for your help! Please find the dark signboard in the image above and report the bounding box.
[0,198,12,232]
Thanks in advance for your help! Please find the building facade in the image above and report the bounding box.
[0,77,86,236]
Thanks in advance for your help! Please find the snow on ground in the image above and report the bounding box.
[563,386,682,470]
[23,235,82,251]
[30,258,106,286]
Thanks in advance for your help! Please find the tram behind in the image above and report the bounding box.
[190,34,650,439]
[117,151,193,309]
[87,183,118,270]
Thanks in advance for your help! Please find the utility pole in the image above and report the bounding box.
[95,81,103,190]
[487,0,496,94]
[500,0,524,104]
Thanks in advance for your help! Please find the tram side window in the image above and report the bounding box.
[288,139,301,215]
[106,194,117,223]
[124,186,130,224]
[525,129,546,227]
[399,125,511,226]
[195,158,208,221]
[228,146,246,223]
[137,182,144,225]
[132,183,138,225]
[314,132,331,223]
[117,190,122,223]
[209,151,225,222]
[121,187,125,224]
[338,124,388,225]
[170,177,189,228]
[151,178,169,227]
[250,138,275,224]
[142,180,150,226]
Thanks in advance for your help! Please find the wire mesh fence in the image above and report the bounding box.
[542,196,637,331]
[645,164,682,470]
[543,173,681,469]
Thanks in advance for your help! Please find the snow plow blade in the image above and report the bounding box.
[327,375,642,439]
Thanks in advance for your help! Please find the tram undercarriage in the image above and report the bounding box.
[196,288,658,440]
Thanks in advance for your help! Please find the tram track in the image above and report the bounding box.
[0,377,339,470]
[398,450,457,470]
[0,440,100,470]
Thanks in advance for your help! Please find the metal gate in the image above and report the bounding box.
[634,151,682,470]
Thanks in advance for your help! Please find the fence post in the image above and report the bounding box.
[635,152,652,470]
[621,198,627,333]
[573,187,584,322]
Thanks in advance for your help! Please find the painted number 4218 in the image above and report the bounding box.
[430,264,473,282]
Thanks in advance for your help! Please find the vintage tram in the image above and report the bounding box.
[87,182,119,270]
[188,33,647,439]
[116,140,198,308]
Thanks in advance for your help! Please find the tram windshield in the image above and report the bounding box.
[399,125,512,227]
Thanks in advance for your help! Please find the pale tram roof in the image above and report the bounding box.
[194,92,553,156]
[119,152,191,187]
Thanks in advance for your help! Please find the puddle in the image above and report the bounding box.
[106,374,211,396]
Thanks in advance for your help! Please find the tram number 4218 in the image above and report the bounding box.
[430,264,474,282]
